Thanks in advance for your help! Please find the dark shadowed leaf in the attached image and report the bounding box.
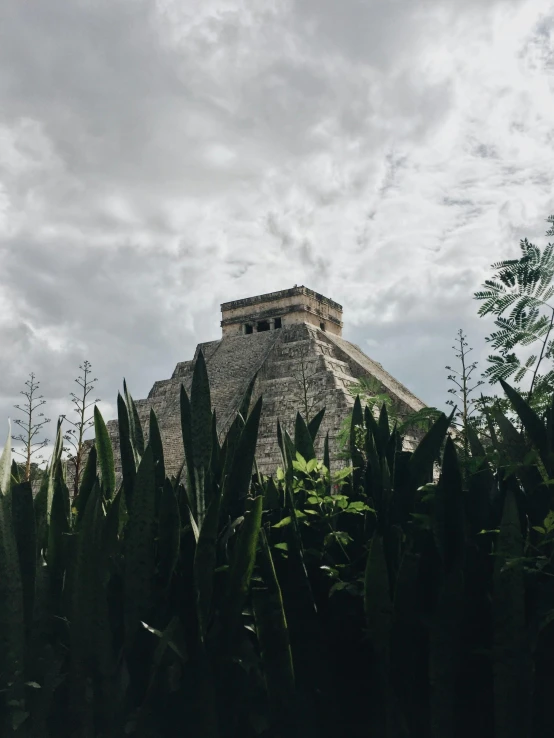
[125,446,156,648]
[191,349,212,472]
[225,396,263,510]
[364,533,392,650]
[434,436,465,574]
[11,481,36,632]
[500,379,552,474]
[378,403,390,447]
[124,379,145,457]
[158,480,181,591]
[239,372,258,420]
[149,408,166,492]
[253,529,297,736]
[307,407,325,442]
[75,445,97,527]
[410,411,452,488]
[218,495,263,662]
[180,384,196,513]
[493,485,531,738]
[118,393,137,511]
[194,481,222,640]
[295,412,315,461]
[94,406,115,500]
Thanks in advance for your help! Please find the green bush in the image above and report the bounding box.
[1,352,554,738]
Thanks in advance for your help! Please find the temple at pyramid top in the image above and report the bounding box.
[220,286,343,337]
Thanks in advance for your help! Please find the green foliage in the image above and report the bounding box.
[5,362,554,738]
[252,529,297,736]
[93,405,116,500]
[475,215,554,411]
[493,485,529,738]
[337,375,443,457]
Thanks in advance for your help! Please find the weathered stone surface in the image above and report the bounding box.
[100,287,427,482]
[221,285,343,337]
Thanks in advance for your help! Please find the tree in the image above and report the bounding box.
[12,372,50,482]
[445,329,485,467]
[291,342,322,423]
[62,360,100,499]
[474,214,554,414]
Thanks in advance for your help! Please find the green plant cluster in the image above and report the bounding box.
[2,350,554,738]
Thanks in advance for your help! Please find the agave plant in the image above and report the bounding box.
[3,354,554,738]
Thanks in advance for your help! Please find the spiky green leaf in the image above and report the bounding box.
[94,406,115,500]
[47,468,70,602]
[364,533,392,651]
[410,411,452,488]
[218,495,263,662]
[0,420,11,496]
[224,396,263,514]
[193,481,222,640]
[124,379,145,456]
[149,408,166,492]
[294,412,315,461]
[191,349,212,472]
[118,392,137,511]
[180,384,196,512]
[238,372,258,420]
[124,445,156,647]
[253,529,296,734]
[74,445,97,527]
[158,480,180,591]
[307,407,325,442]
[11,481,36,632]
[500,379,552,474]
[493,486,531,738]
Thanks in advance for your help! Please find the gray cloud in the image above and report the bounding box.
[1,0,554,458]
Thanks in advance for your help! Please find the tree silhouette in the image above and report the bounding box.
[62,360,100,499]
[12,372,50,482]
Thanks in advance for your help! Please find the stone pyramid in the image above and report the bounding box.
[105,286,426,480]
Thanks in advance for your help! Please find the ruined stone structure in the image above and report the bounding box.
[221,286,343,337]
[105,286,426,479]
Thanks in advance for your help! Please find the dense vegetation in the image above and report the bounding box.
[1,351,554,738]
[2,216,554,737]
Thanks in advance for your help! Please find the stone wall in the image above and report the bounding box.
[98,321,427,486]
[221,285,343,337]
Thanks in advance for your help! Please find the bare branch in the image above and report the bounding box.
[62,360,100,499]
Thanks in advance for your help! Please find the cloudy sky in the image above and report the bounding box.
[1,0,553,456]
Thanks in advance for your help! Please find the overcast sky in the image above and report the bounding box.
[1,0,553,456]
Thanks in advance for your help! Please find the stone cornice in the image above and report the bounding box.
[221,285,343,313]
[220,302,343,327]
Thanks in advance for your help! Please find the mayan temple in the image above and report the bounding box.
[105,286,427,479]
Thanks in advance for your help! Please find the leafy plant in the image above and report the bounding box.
[475,215,554,411]
[337,376,442,457]
[5,351,554,737]
[273,452,366,594]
